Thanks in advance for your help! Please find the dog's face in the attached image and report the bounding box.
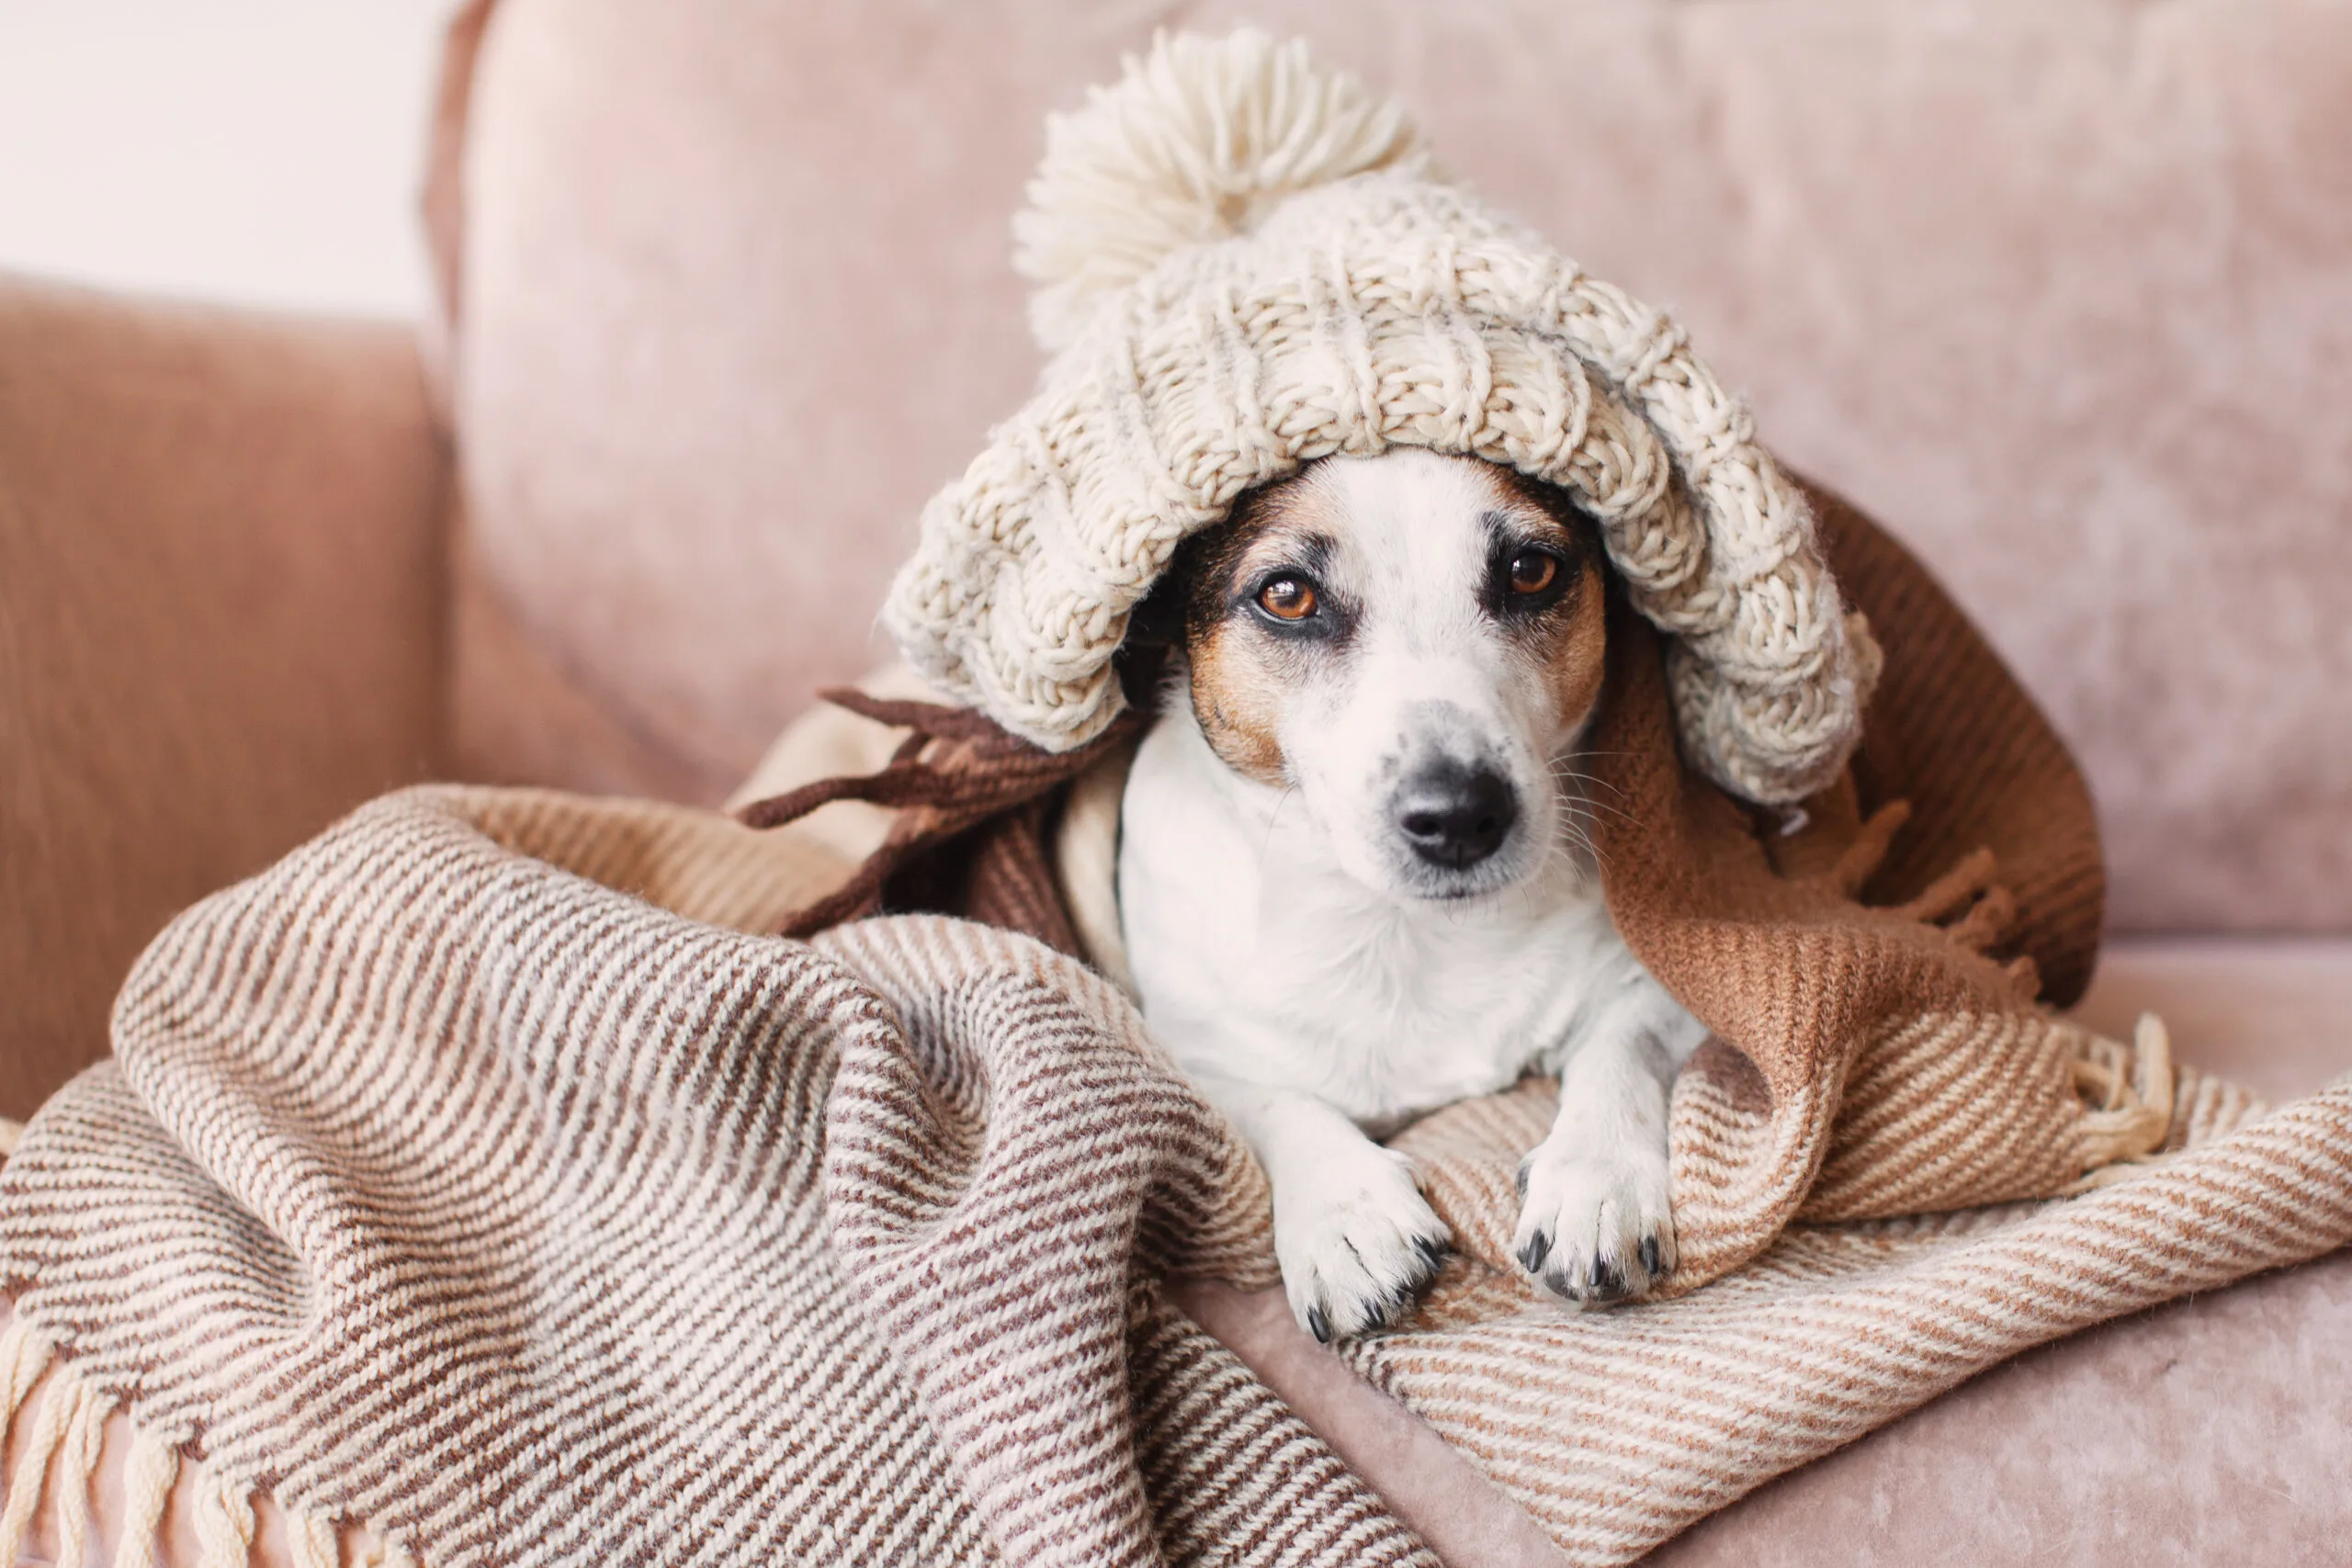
[1161,448,1609,902]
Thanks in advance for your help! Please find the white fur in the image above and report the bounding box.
[1118,451,1708,1338]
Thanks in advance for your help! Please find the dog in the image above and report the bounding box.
[1117,447,1709,1342]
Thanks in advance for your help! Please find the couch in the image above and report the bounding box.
[4,2,2347,1562]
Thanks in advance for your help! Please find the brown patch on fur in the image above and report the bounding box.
[1188,634,1291,785]
[1175,479,1320,786]
[1490,468,1611,739]
[1544,562,1610,731]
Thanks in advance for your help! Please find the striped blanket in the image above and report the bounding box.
[5,503,2351,1566]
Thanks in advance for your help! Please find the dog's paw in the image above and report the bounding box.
[1273,1145,1451,1343]
[1512,1137,1674,1305]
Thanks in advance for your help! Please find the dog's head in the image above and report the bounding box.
[1137,448,1611,902]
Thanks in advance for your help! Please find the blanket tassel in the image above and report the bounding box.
[0,1321,164,1568]
[0,1325,55,1568]
[0,1320,68,1567]
[194,1464,258,1568]
[51,1378,110,1568]
[2068,1013,2178,1190]
[290,1505,345,1568]
[0,1315,361,1568]
[354,1533,421,1568]
[115,1425,184,1568]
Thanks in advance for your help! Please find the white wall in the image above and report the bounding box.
[0,1,462,319]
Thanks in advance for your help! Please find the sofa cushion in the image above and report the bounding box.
[0,277,447,1121]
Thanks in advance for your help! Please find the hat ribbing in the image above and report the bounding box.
[885,29,1880,805]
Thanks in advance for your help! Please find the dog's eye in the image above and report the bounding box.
[1257,577,1319,621]
[1509,549,1560,596]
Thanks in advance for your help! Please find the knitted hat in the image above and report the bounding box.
[884,30,1882,805]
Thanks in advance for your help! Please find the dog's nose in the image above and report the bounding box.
[1396,762,1518,869]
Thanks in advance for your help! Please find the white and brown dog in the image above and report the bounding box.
[1118,448,1707,1341]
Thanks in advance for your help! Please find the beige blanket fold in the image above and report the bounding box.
[2,491,2349,1567]
[0,789,1426,1568]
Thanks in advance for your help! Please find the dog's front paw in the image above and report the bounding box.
[1273,1145,1451,1343]
[1512,1137,1674,1305]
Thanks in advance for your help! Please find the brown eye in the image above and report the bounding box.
[1509,549,1560,595]
[1257,577,1318,620]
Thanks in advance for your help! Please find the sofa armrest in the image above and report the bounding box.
[0,275,451,1120]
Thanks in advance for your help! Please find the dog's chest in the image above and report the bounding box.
[1119,720,1641,1130]
[1240,878,1626,1129]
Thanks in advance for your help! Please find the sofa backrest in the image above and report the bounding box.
[428,0,2352,932]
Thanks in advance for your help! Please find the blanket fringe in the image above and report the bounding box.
[2070,1013,2178,1190]
[194,1466,257,1568]
[354,1535,422,1568]
[0,1318,50,1426]
[0,1315,387,1568]
[291,1504,344,1568]
[54,1377,109,1568]
[0,1320,69,1566]
[116,1426,182,1568]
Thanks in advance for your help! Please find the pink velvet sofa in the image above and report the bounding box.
[4,2,2348,1562]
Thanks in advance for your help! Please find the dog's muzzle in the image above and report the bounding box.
[1394,759,1518,870]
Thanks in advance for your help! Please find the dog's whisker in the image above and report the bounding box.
[1549,773,1635,793]
[1548,764,1635,807]
[1535,828,1604,878]
[1548,792,1639,831]
[1548,818,1608,873]
[1556,797,1638,829]
[1548,760,1635,798]
[1254,784,1298,874]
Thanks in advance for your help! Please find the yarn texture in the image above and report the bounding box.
[886,29,1882,805]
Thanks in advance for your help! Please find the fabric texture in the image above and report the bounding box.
[6,485,2349,1566]
[738,688,1140,952]
[0,790,1425,1568]
[888,31,1878,807]
[0,780,2342,1568]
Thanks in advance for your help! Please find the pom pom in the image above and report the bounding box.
[1014,29,1430,351]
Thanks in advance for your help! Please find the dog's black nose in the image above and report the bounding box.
[1396,762,1518,869]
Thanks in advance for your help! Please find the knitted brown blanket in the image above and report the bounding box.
[4,496,2349,1567]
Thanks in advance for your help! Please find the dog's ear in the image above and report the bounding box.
[1122,518,1237,649]
[1114,477,1287,694]
[1123,561,1190,649]
[1115,543,1198,706]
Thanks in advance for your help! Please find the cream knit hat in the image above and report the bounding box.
[885,30,1881,805]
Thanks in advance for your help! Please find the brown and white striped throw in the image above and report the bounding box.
[0,788,1428,1568]
[4,493,2350,1566]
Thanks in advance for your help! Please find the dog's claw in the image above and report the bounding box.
[1514,1140,1677,1309]
[1275,1144,1450,1341]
